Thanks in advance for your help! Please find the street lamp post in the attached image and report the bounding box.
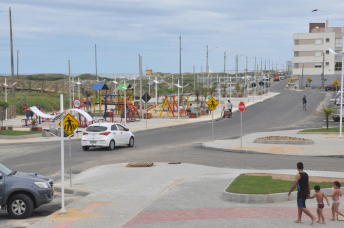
[313,9,344,137]
[206,46,218,87]
[175,80,182,121]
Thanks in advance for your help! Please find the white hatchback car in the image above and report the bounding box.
[81,123,135,151]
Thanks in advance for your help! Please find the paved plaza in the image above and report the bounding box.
[29,163,344,228]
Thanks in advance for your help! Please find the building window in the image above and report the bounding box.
[335,62,342,71]
[326,50,329,54]
[335,50,342,60]
[315,39,322,45]
[336,39,342,47]
[315,63,322,68]
[326,62,329,66]
[326,38,330,42]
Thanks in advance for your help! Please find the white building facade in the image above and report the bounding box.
[293,21,342,76]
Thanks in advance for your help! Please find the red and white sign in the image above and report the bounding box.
[73,99,82,108]
[238,102,245,112]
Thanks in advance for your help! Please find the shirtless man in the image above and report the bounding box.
[308,185,330,224]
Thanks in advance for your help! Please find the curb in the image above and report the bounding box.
[297,131,339,135]
[54,186,93,197]
[201,143,344,158]
[0,137,81,146]
[222,188,333,204]
[0,133,41,139]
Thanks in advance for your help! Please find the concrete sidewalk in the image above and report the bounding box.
[202,129,344,157]
[29,163,344,228]
[0,92,279,145]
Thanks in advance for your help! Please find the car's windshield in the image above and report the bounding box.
[0,163,12,175]
[86,126,108,132]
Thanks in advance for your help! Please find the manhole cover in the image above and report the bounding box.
[126,162,154,167]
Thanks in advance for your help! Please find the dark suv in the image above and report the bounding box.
[0,163,54,219]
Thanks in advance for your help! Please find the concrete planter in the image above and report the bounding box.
[223,188,332,204]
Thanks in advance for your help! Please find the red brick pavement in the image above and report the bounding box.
[125,207,333,226]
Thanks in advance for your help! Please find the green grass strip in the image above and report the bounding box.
[226,175,334,194]
[300,127,344,132]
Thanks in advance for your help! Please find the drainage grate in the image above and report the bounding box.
[126,162,154,167]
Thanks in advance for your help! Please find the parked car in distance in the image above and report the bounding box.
[273,75,280,81]
[331,104,343,122]
[0,163,54,219]
[279,75,284,80]
[81,123,135,151]
[325,84,340,91]
[288,81,295,85]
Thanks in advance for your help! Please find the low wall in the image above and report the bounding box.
[0,105,16,120]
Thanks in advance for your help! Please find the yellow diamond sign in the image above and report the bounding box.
[334,80,339,86]
[307,77,311,82]
[58,113,80,136]
[290,78,294,82]
[206,97,219,111]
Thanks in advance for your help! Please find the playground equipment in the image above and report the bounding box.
[158,94,190,116]
[91,83,109,114]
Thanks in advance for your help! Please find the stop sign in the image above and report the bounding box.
[239,102,245,112]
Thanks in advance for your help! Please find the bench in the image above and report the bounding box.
[190,111,201,118]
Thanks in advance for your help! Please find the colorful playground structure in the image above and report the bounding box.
[146,94,190,116]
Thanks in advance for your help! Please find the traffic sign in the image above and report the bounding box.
[334,80,340,86]
[251,82,257,88]
[259,81,264,86]
[290,78,294,82]
[142,92,151,103]
[307,77,311,82]
[73,99,81,108]
[206,96,219,111]
[58,113,80,136]
[239,102,245,112]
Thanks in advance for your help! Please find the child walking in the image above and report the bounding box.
[327,181,344,221]
[308,185,330,224]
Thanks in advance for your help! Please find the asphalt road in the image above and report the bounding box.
[0,81,340,182]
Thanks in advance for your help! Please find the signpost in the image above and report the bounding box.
[290,78,294,82]
[206,96,219,142]
[334,80,340,94]
[73,99,81,109]
[142,92,151,128]
[238,101,245,148]
[58,113,80,187]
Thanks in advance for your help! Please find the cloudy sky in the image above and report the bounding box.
[0,0,344,75]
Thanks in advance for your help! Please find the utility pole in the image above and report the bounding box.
[301,64,304,89]
[206,45,209,74]
[17,50,19,80]
[322,52,325,89]
[224,51,226,73]
[193,65,195,91]
[9,7,15,98]
[265,60,266,75]
[68,60,71,109]
[269,59,270,71]
[95,44,98,81]
[139,54,142,115]
[179,36,181,81]
[260,58,262,73]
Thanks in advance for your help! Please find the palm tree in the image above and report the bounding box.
[221,85,228,97]
[195,87,201,106]
[314,105,337,130]
[235,84,241,97]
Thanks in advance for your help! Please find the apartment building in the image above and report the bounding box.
[293,21,342,76]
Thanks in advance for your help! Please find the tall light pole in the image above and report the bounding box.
[179,36,181,81]
[9,7,15,98]
[313,9,344,137]
[175,80,182,121]
[206,46,218,87]
[224,51,233,73]
[95,44,98,82]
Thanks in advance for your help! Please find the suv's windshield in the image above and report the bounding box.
[0,163,12,175]
[86,126,108,132]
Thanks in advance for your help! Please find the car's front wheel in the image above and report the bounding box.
[108,140,115,150]
[128,137,134,147]
[7,194,34,219]
[333,117,340,122]
[82,146,89,151]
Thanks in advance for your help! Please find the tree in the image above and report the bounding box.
[209,86,216,96]
[235,84,241,97]
[314,105,337,130]
[221,85,228,97]
[308,79,313,89]
[0,101,10,131]
[195,87,201,106]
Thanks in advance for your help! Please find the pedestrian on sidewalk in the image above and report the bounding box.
[307,185,330,224]
[302,95,307,111]
[288,162,316,224]
[327,181,344,221]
